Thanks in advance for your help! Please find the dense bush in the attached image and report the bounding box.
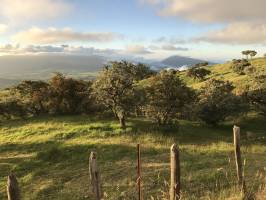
[187,67,211,80]
[142,71,195,125]
[196,79,245,126]
[231,59,251,75]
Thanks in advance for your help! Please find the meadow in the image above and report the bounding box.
[0,113,265,199]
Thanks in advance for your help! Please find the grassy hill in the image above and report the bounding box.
[0,114,265,200]
[179,57,266,91]
[0,57,266,199]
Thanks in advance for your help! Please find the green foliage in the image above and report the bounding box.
[197,79,245,126]
[92,61,137,128]
[0,99,26,119]
[242,50,257,59]
[142,71,194,125]
[48,73,93,114]
[231,59,251,75]
[187,67,211,80]
[14,80,50,115]
[246,73,266,116]
[130,63,156,81]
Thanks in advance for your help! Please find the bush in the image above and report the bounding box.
[196,79,245,126]
[142,71,195,125]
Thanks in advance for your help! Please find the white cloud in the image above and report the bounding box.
[0,0,71,22]
[11,27,122,44]
[161,44,188,51]
[0,44,121,57]
[195,23,266,45]
[144,0,266,45]
[143,0,266,23]
[150,44,189,51]
[0,24,8,34]
[125,45,152,54]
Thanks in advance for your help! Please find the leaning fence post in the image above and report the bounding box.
[89,151,102,200]
[137,144,142,200]
[170,144,181,200]
[7,173,20,200]
[233,125,246,194]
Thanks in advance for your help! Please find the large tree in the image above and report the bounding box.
[48,73,92,114]
[14,80,49,115]
[197,79,244,126]
[142,71,194,125]
[246,73,266,116]
[92,61,137,128]
[187,67,211,80]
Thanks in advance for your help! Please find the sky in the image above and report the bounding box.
[0,0,266,62]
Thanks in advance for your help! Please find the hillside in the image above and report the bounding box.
[179,57,266,91]
[0,115,265,199]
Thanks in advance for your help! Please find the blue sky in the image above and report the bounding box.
[0,0,266,62]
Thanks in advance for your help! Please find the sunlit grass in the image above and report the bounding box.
[0,114,265,199]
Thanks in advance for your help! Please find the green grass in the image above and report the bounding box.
[0,114,265,199]
[179,57,266,90]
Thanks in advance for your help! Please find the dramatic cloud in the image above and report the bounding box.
[125,45,152,54]
[11,27,123,44]
[143,0,266,23]
[195,23,266,45]
[144,1,266,45]
[0,44,120,57]
[0,24,8,34]
[0,0,71,22]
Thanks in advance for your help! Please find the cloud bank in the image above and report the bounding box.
[0,0,71,22]
[11,27,123,44]
[144,0,266,45]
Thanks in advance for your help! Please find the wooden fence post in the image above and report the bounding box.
[89,151,102,200]
[137,144,142,200]
[7,173,20,200]
[233,125,246,193]
[170,144,181,200]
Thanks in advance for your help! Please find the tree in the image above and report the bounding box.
[242,50,250,59]
[197,79,244,126]
[14,80,49,115]
[48,73,92,114]
[142,71,194,125]
[246,73,266,116]
[250,50,257,59]
[187,67,211,80]
[0,100,26,119]
[241,50,257,59]
[231,59,251,75]
[92,61,137,128]
[130,63,156,81]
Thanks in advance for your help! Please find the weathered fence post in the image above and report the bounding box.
[137,144,142,200]
[170,143,181,200]
[233,125,246,194]
[89,151,102,200]
[7,173,20,200]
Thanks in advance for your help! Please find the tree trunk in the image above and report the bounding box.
[119,115,126,129]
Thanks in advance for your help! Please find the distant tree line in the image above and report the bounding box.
[0,60,265,127]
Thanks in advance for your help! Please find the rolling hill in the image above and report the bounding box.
[179,57,266,91]
[0,54,212,89]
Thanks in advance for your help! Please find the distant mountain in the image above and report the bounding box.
[0,55,107,88]
[0,54,211,89]
[161,55,208,68]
